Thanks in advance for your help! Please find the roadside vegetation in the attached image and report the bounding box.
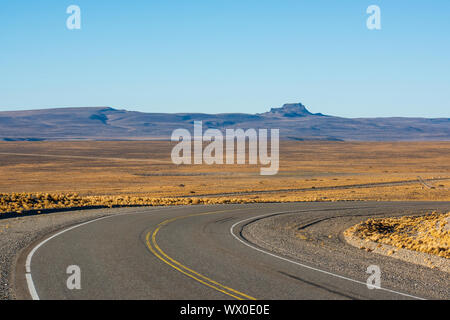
[345,212,450,259]
[0,192,272,214]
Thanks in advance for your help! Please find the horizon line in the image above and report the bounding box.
[0,104,449,120]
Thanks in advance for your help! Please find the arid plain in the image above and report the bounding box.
[0,140,449,215]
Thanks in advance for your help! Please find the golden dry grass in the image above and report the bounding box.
[0,141,449,215]
[0,192,269,214]
[345,212,450,259]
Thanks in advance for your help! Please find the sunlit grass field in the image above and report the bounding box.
[0,141,449,214]
[345,212,449,260]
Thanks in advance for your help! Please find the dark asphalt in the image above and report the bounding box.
[19,202,450,300]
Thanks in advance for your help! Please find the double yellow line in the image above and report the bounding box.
[145,210,256,300]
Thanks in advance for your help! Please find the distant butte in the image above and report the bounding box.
[263,103,325,117]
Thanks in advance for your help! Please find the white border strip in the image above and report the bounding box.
[25,216,112,300]
[230,213,425,300]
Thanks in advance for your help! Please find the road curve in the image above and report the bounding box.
[17,202,450,300]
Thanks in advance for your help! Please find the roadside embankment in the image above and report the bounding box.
[344,212,449,272]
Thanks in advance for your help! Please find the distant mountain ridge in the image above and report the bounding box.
[0,103,448,141]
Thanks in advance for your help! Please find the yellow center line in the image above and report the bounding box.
[145,209,257,300]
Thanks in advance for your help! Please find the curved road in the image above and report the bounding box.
[17,202,450,300]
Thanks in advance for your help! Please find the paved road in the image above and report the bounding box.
[18,202,450,300]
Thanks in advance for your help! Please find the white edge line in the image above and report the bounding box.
[230,212,426,301]
[25,216,111,300]
[24,206,189,300]
[25,274,39,301]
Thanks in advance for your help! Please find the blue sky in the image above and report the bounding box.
[1,0,449,117]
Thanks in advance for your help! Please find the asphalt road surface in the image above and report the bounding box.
[17,202,450,300]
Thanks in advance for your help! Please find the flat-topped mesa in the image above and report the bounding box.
[265,103,323,117]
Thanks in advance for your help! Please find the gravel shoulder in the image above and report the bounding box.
[344,233,449,273]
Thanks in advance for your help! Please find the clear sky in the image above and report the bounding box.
[1,0,449,118]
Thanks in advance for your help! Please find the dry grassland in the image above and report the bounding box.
[345,212,449,259]
[0,141,449,214]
